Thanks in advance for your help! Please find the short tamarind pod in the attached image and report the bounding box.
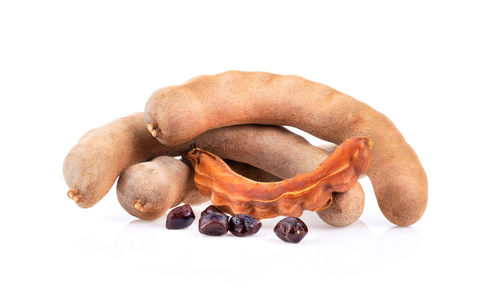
[117,156,206,220]
[186,137,372,219]
[145,71,427,226]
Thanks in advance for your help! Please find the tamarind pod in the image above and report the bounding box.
[117,156,206,220]
[145,71,427,226]
[63,113,171,208]
[63,86,175,208]
[186,137,372,219]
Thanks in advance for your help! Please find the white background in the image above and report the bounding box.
[1,1,499,296]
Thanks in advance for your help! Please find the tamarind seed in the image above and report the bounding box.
[274,217,308,243]
[201,205,224,217]
[199,212,229,236]
[228,214,262,237]
[166,204,195,229]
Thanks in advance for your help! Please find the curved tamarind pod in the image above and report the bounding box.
[63,87,174,208]
[186,137,372,219]
[63,113,171,208]
[145,71,427,226]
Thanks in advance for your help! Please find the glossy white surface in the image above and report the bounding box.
[1,1,498,296]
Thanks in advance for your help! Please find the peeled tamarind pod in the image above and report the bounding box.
[117,156,206,220]
[145,71,427,226]
[186,137,372,219]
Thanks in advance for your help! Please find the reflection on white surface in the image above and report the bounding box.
[109,204,424,279]
[370,226,422,272]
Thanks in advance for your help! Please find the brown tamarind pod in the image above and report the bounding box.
[63,113,170,208]
[116,156,206,220]
[145,71,427,226]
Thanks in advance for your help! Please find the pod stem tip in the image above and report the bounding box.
[147,123,157,137]
[133,200,146,212]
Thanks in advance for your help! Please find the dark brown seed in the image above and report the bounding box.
[166,204,195,229]
[199,212,229,236]
[201,205,224,217]
[274,217,308,243]
[228,214,262,237]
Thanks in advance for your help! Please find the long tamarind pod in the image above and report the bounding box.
[145,71,427,226]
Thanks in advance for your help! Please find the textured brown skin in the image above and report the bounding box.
[186,137,371,219]
[116,156,206,220]
[316,183,365,227]
[63,113,169,208]
[63,113,363,225]
[145,71,427,226]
